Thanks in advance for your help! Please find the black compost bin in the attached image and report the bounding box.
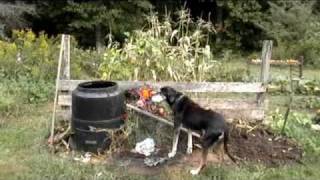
[71,80,126,153]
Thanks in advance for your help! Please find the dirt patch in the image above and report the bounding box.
[229,126,303,166]
[104,125,303,175]
[108,149,224,176]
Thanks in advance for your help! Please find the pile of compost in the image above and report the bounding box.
[228,125,303,166]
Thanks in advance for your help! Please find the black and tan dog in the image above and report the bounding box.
[160,86,235,175]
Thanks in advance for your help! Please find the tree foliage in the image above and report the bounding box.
[31,0,152,48]
[256,1,320,65]
[2,0,320,65]
[0,1,35,39]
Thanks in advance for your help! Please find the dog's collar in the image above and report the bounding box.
[174,94,186,105]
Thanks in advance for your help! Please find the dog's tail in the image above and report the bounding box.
[223,129,236,162]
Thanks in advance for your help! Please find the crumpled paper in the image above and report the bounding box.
[133,138,155,156]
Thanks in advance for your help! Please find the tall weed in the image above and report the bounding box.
[99,9,219,81]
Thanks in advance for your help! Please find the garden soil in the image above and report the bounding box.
[108,125,303,175]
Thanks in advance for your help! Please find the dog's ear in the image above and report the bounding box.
[168,94,175,104]
[163,87,178,104]
[160,86,170,96]
[160,87,166,94]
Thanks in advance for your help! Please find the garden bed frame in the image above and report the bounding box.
[248,56,304,79]
[53,35,272,125]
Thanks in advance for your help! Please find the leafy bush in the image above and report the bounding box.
[268,78,320,95]
[0,77,53,116]
[209,62,252,82]
[0,29,105,107]
[71,46,105,79]
[0,77,53,104]
[296,80,320,96]
[0,29,60,80]
[269,109,320,155]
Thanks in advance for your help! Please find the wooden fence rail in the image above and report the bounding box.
[53,36,271,125]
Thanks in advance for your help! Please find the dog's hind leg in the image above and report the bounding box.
[186,129,193,154]
[168,126,181,158]
[190,131,222,175]
[190,148,208,175]
[216,140,225,164]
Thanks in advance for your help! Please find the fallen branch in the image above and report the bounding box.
[61,139,70,151]
[48,125,72,145]
[127,104,202,149]
[126,103,202,140]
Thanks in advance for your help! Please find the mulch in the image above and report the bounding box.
[104,124,303,175]
[228,125,303,166]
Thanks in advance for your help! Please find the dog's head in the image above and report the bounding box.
[160,86,182,106]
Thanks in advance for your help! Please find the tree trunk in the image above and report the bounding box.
[215,4,223,44]
[95,23,103,53]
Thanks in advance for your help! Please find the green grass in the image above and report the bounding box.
[1,101,320,180]
[223,60,320,81]
[0,62,319,180]
[0,104,148,180]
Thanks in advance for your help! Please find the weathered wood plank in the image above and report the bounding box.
[56,105,264,122]
[58,95,71,106]
[58,94,262,110]
[194,98,263,110]
[57,94,264,121]
[250,59,300,66]
[56,108,71,121]
[58,80,265,93]
[218,109,264,121]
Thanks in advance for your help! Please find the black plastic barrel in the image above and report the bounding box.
[71,80,126,153]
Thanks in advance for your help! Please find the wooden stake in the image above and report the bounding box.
[298,56,304,78]
[257,40,272,106]
[281,65,294,134]
[49,35,65,146]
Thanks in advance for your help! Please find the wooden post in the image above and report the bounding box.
[298,55,304,79]
[61,35,70,80]
[260,40,272,85]
[257,40,272,106]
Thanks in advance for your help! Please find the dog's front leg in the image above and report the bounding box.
[168,125,181,158]
[187,129,193,154]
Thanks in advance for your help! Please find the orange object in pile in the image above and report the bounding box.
[140,87,154,100]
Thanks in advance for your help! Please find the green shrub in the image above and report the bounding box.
[296,80,320,96]
[71,46,105,79]
[269,109,320,155]
[0,29,60,80]
[0,29,105,107]
[209,63,252,82]
[0,77,54,113]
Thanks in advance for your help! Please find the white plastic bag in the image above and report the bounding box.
[151,94,165,103]
[134,138,155,156]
